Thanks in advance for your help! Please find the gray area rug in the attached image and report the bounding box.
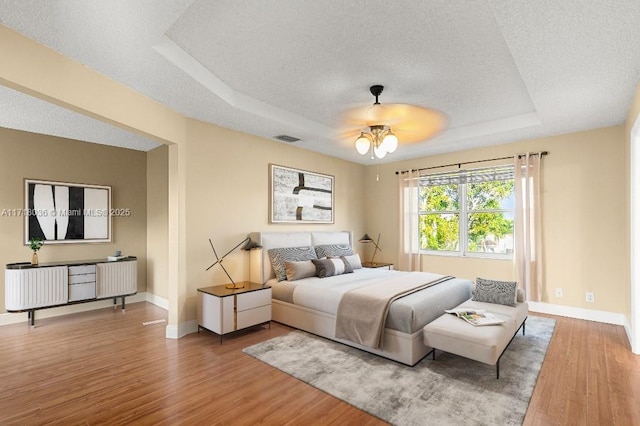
[243,316,555,426]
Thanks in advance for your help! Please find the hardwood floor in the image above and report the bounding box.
[0,303,638,425]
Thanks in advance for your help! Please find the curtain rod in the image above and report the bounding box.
[394,151,548,175]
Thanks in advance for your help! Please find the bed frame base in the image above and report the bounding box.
[272,299,431,366]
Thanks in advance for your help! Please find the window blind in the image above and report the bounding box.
[419,165,514,187]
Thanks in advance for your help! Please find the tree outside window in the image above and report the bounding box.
[419,166,514,257]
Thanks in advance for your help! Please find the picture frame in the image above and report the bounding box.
[269,164,334,224]
[24,179,112,244]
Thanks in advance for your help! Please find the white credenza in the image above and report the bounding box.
[197,282,271,343]
[5,257,137,326]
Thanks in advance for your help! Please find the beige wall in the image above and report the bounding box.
[146,145,169,300]
[365,125,627,314]
[625,83,640,323]
[0,127,148,313]
[180,118,366,322]
[0,22,634,330]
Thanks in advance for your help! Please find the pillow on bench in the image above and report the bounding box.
[472,277,518,307]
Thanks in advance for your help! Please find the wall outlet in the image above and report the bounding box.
[555,288,563,298]
[586,292,595,303]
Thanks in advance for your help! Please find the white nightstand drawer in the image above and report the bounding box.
[237,288,271,311]
[69,265,96,275]
[237,305,271,329]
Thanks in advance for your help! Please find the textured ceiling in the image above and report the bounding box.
[0,0,639,164]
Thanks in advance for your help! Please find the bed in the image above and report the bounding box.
[249,231,472,365]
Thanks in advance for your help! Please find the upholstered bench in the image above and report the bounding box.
[422,289,528,379]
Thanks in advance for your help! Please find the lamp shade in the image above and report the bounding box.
[373,144,387,159]
[381,131,398,153]
[358,234,373,243]
[355,133,371,155]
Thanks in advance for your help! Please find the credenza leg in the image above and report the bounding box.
[29,310,35,328]
[113,297,117,310]
[121,296,126,313]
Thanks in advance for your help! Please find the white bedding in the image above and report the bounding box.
[272,268,443,315]
[254,230,473,364]
[270,267,473,335]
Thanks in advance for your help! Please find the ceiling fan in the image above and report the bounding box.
[340,85,447,159]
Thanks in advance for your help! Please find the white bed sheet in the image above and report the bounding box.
[271,268,445,315]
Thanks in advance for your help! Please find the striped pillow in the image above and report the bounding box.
[314,244,354,258]
[268,246,318,281]
[311,257,353,278]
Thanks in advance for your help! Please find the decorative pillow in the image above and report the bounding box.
[472,277,518,307]
[268,246,318,281]
[330,256,354,274]
[284,260,317,282]
[311,258,353,278]
[314,244,354,258]
[342,253,362,269]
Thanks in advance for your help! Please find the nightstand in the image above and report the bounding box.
[361,262,394,270]
[197,282,271,343]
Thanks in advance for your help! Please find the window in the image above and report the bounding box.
[418,165,515,258]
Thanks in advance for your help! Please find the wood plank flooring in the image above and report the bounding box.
[0,303,638,425]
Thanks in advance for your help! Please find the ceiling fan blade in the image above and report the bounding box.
[338,103,447,144]
[385,104,448,143]
[336,129,364,145]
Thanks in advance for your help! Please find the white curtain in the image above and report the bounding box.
[514,153,543,301]
[398,170,421,271]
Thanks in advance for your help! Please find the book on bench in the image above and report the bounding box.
[444,308,505,326]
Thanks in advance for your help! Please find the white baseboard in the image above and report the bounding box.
[145,292,169,310]
[0,292,167,327]
[165,319,198,339]
[528,301,626,325]
[623,318,636,354]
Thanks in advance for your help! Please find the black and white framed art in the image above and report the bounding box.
[269,164,334,224]
[24,179,112,244]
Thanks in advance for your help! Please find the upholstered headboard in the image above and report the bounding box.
[249,231,353,284]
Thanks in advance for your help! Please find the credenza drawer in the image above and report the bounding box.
[237,288,271,311]
[69,273,96,284]
[69,282,96,302]
[69,265,96,275]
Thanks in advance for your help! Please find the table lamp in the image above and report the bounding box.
[206,235,262,289]
[359,233,382,264]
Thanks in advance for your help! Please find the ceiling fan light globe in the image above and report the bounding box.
[355,133,371,155]
[366,104,386,126]
[381,131,398,153]
[374,144,387,159]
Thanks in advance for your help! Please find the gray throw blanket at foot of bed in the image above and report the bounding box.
[335,273,453,348]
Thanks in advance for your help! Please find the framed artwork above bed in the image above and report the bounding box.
[269,164,334,224]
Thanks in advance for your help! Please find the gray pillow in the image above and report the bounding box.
[284,260,317,281]
[314,244,354,258]
[472,277,518,307]
[311,258,353,278]
[268,246,318,281]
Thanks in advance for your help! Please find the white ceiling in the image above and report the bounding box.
[1,0,639,164]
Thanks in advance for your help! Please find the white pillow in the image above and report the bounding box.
[343,253,362,269]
